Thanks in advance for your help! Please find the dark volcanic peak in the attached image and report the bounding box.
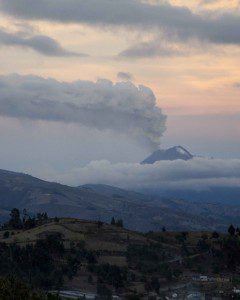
[141,146,194,164]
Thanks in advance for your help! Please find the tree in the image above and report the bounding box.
[126,295,141,300]
[24,217,36,229]
[151,277,160,294]
[201,234,208,240]
[116,219,123,228]
[110,217,116,225]
[144,280,152,293]
[88,275,93,284]
[3,231,10,239]
[228,224,236,236]
[212,231,219,239]
[197,239,209,251]
[43,212,49,220]
[22,209,28,224]
[9,208,22,229]
[37,213,43,221]
[182,232,188,240]
[96,263,127,289]
[162,226,166,232]
[97,283,112,300]
[37,212,48,222]
[173,268,182,279]
[47,294,61,300]
[98,221,103,229]
[0,276,37,299]
[0,276,60,299]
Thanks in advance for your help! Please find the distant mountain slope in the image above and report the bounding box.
[82,184,152,203]
[0,169,240,232]
[80,184,240,232]
[139,186,240,206]
[0,169,158,231]
[141,146,194,164]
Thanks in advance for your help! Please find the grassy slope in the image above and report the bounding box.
[0,218,236,298]
[0,218,182,293]
[0,218,153,294]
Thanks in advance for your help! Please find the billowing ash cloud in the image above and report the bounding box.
[0,28,84,57]
[117,72,133,81]
[0,74,166,148]
[1,0,240,45]
[56,158,240,190]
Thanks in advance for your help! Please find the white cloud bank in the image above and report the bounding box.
[55,158,240,191]
[0,74,166,149]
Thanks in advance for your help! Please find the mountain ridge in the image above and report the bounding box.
[0,168,240,232]
[141,146,194,164]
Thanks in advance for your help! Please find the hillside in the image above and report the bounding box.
[1,217,240,299]
[82,184,240,232]
[1,217,148,270]
[0,169,240,232]
[0,217,177,299]
[0,169,161,232]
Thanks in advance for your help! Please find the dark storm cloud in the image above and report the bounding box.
[119,41,185,58]
[0,28,85,56]
[1,0,240,45]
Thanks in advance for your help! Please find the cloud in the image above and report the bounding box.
[199,0,219,5]
[0,74,166,148]
[233,82,240,88]
[119,40,186,58]
[55,157,240,191]
[1,0,240,45]
[0,28,85,57]
[117,72,134,81]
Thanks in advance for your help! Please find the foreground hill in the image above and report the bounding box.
[2,217,148,260]
[1,169,240,232]
[0,217,176,299]
[1,217,240,299]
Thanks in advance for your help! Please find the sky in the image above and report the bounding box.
[0,0,239,190]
